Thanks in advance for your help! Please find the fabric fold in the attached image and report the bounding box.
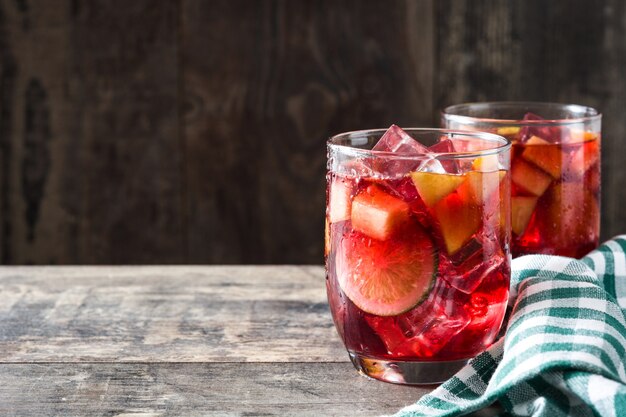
[387,236,626,417]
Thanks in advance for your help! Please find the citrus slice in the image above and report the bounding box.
[337,228,436,316]
[409,172,464,207]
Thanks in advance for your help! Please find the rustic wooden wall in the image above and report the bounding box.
[0,0,622,264]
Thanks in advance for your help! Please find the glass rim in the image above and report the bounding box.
[442,101,602,126]
[327,127,511,160]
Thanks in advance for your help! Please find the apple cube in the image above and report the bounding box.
[325,218,331,256]
[433,193,480,255]
[565,138,600,180]
[496,126,521,137]
[521,136,564,179]
[567,130,598,144]
[511,196,538,236]
[471,155,500,172]
[351,185,410,240]
[458,170,506,204]
[540,183,600,248]
[328,178,353,223]
[409,172,465,207]
[511,158,553,197]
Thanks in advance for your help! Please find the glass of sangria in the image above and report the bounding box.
[326,126,511,384]
[443,102,601,258]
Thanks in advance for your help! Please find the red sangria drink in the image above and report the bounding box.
[326,127,511,384]
[443,102,601,258]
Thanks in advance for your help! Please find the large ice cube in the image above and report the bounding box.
[393,281,471,358]
[374,125,429,154]
[441,235,505,294]
[519,112,564,143]
[428,138,459,173]
[371,125,463,177]
[371,125,429,176]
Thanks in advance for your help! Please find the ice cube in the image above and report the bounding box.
[338,159,376,178]
[364,315,412,355]
[519,112,564,143]
[371,125,429,176]
[428,139,459,173]
[374,125,429,154]
[443,292,508,357]
[392,280,471,358]
[441,235,505,294]
[418,157,446,174]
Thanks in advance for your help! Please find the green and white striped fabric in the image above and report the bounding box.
[388,236,626,417]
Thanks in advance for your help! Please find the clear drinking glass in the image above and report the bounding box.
[443,102,601,258]
[326,128,511,384]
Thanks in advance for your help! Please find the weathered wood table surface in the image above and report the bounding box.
[0,266,499,416]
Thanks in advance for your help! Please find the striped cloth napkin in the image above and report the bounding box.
[387,236,626,417]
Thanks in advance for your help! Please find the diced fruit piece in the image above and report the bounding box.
[351,185,410,240]
[325,218,330,256]
[521,136,564,178]
[511,196,538,236]
[328,178,352,223]
[496,126,520,136]
[433,193,481,255]
[472,155,499,172]
[565,138,600,180]
[568,130,598,144]
[511,158,553,197]
[409,172,464,207]
[458,170,506,203]
[337,227,437,316]
[539,182,599,249]
[585,164,601,194]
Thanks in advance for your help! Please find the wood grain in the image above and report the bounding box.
[435,0,622,241]
[0,0,185,264]
[1,0,626,264]
[0,362,502,417]
[0,266,343,362]
[180,0,435,264]
[0,266,503,416]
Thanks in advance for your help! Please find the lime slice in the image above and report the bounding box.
[337,227,436,316]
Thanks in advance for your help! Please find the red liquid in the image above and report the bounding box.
[325,171,510,361]
[508,134,600,258]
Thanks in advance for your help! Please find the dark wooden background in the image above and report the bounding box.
[0,0,622,265]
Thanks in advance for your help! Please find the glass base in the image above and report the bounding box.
[349,352,470,385]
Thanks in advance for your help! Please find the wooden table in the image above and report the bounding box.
[0,266,499,416]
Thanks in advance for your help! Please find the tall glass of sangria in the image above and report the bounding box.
[326,126,511,384]
[443,102,601,258]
